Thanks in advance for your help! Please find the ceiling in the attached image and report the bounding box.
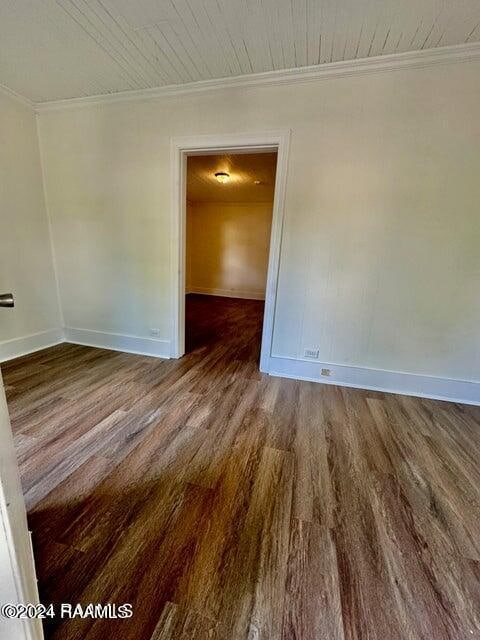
[187,153,277,203]
[0,1,479,103]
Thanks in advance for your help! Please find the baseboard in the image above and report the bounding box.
[266,356,480,406]
[64,327,171,359]
[0,329,64,362]
[4,328,477,405]
[187,286,265,300]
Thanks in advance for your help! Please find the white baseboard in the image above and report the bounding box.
[0,329,64,363]
[186,286,265,300]
[3,328,478,405]
[64,327,171,359]
[265,356,480,406]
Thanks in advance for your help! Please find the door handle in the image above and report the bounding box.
[0,293,14,308]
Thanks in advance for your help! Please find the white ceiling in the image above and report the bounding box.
[187,153,277,203]
[0,0,479,103]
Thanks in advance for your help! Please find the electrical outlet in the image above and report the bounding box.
[150,328,161,337]
[304,349,320,359]
[321,368,331,377]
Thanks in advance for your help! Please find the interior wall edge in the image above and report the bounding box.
[266,356,480,406]
[0,82,34,110]
[35,115,65,328]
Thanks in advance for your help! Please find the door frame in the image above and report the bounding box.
[0,371,44,640]
[170,130,291,371]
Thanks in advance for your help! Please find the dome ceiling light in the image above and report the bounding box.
[214,171,230,184]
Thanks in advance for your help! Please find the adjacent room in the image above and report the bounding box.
[0,2,479,640]
[185,152,276,359]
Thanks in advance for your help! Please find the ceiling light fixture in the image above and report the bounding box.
[214,171,230,184]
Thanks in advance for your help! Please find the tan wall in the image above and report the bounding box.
[186,201,273,300]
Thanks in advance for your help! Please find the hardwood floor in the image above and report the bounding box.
[2,294,480,639]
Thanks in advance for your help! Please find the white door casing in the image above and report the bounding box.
[0,367,43,639]
[170,130,291,371]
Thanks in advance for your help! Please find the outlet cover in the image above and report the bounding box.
[150,328,161,337]
[321,368,331,377]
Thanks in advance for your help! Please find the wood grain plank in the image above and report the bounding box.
[283,519,344,640]
[2,294,479,640]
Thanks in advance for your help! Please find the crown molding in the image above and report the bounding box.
[1,42,479,114]
[28,41,480,113]
[0,82,34,109]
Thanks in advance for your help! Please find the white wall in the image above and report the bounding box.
[0,90,62,361]
[37,59,480,388]
[186,201,272,300]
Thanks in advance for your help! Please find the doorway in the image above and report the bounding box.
[170,131,290,371]
[185,152,276,357]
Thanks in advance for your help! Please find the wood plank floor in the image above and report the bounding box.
[2,294,480,640]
